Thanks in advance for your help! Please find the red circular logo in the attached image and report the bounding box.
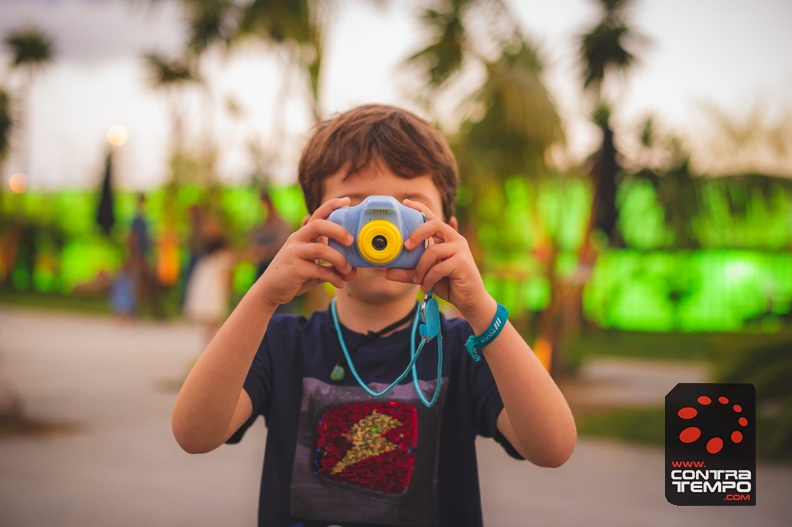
[677,394,748,454]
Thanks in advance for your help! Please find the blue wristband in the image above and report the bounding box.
[465,303,509,362]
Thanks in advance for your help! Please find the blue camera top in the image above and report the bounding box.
[327,195,426,268]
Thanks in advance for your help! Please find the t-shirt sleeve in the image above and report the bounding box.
[462,321,525,461]
[225,330,274,444]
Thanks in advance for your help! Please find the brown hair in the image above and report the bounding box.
[298,104,459,220]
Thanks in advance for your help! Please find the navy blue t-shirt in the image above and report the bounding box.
[228,309,522,526]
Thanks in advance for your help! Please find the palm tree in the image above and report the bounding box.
[0,88,11,174]
[143,52,203,286]
[0,85,21,425]
[576,0,646,244]
[406,0,566,370]
[577,0,644,103]
[2,27,54,296]
[138,0,329,194]
[143,52,201,163]
[246,1,333,131]
[3,26,55,184]
[561,0,646,358]
[178,0,325,118]
[0,87,14,280]
[406,0,564,215]
[133,0,328,293]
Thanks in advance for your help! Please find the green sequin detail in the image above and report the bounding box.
[330,364,345,382]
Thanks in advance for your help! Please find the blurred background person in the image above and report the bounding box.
[181,203,208,304]
[109,260,137,321]
[182,212,237,345]
[126,193,164,319]
[249,190,290,282]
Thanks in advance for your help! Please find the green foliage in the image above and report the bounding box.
[0,88,12,162]
[712,329,792,458]
[0,289,111,314]
[4,172,791,332]
[237,0,317,45]
[406,0,524,94]
[577,0,646,97]
[695,175,792,249]
[143,53,200,87]
[4,27,54,68]
[0,184,306,296]
[626,169,792,250]
[182,0,236,53]
[577,406,665,446]
[586,250,792,331]
[566,330,714,363]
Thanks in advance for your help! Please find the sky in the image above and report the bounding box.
[1,0,791,192]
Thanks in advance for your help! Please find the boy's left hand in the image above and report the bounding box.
[386,199,494,323]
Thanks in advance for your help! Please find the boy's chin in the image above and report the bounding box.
[344,268,418,302]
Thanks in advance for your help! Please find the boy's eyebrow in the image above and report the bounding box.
[397,193,433,203]
[338,192,434,204]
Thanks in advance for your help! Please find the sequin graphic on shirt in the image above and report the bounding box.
[291,378,447,525]
[313,401,418,493]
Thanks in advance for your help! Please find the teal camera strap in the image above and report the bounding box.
[330,293,443,408]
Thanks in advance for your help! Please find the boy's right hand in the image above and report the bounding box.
[257,197,357,308]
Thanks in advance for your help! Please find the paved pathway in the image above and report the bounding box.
[0,308,789,526]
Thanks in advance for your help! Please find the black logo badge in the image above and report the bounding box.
[665,383,755,506]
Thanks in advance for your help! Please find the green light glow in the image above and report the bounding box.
[2,179,790,332]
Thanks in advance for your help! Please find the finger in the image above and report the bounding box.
[301,259,348,289]
[404,218,458,250]
[310,196,351,222]
[413,242,459,284]
[421,257,457,293]
[301,219,354,246]
[385,268,417,284]
[339,267,359,282]
[297,243,352,274]
[402,198,437,221]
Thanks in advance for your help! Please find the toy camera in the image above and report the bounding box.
[328,195,426,268]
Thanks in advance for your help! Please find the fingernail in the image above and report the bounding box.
[412,274,420,284]
[346,234,353,245]
[404,239,412,249]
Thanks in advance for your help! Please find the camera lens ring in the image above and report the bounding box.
[357,219,402,265]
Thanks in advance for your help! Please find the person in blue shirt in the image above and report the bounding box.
[172,104,576,526]
[126,193,163,318]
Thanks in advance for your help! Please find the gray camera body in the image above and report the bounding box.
[328,195,426,268]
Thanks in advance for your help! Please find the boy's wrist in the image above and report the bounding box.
[250,279,283,315]
[463,295,499,336]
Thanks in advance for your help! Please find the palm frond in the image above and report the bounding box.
[0,88,13,162]
[4,26,55,68]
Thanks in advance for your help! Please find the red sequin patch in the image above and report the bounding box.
[313,401,418,494]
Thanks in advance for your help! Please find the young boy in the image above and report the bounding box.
[172,104,576,526]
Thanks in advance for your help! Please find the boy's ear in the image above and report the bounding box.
[301,215,310,228]
[448,216,459,232]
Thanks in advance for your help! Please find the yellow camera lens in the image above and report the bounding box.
[357,219,402,265]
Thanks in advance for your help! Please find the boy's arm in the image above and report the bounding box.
[392,200,576,467]
[171,287,276,454]
[172,198,357,454]
[466,298,577,468]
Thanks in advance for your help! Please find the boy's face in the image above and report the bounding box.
[321,162,454,305]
